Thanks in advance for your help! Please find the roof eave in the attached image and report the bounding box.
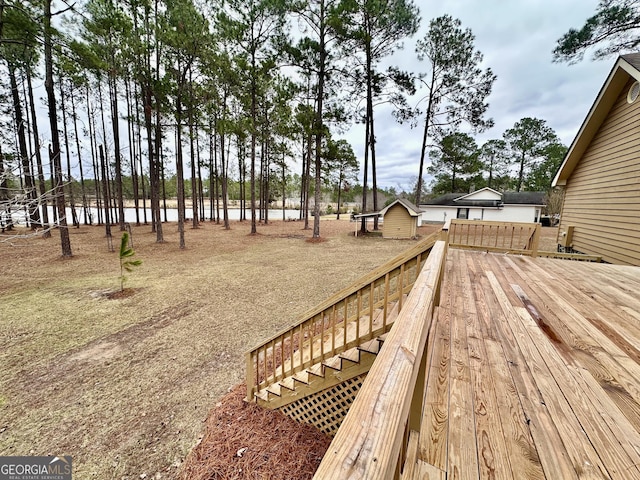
[553,57,640,187]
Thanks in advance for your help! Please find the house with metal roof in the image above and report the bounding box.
[420,187,545,224]
[553,54,640,266]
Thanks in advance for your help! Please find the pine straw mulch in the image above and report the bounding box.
[179,384,331,480]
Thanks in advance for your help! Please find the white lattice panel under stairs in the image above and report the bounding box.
[278,374,366,436]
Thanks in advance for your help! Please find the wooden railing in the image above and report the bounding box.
[448,219,540,256]
[245,232,440,402]
[313,241,447,480]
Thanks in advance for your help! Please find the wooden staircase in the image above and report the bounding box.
[245,232,440,417]
[254,299,403,409]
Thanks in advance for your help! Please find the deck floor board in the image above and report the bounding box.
[418,250,640,479]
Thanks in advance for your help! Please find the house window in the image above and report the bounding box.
[457,208,469,219]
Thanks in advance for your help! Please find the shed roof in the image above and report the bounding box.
[379,198,422,217]
[553,53,640,186]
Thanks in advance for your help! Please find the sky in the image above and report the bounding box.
[341,0,614,191]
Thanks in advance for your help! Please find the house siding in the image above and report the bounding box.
[482,206,540,223]
[382,204,416,239]
[421,205,541,224]
[559,78,640,265]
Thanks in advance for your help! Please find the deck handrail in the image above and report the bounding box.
[245,232,441,402]
[448,219,540,256]
[313,241,447,480]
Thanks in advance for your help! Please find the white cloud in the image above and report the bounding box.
[339,0,613,190]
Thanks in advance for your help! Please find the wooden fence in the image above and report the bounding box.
[245,232,440,402]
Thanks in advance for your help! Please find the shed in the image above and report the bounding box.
[552,53,640,266]
[379,198,421,239]
[420,187,545,224]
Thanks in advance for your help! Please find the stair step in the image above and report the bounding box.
[323,356,343,371]
[339,348,361,364]
[266,383,282,397]
[280,377,296,391]
[359,338,382,354]
[293,370,310,385]
[255,389,269,402]
[307,363,325,378]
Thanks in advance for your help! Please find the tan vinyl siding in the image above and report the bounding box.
[559,77,640,266]
[382,204,416,239]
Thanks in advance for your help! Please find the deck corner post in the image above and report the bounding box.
[408,331,429,433]
[245,352,255,402]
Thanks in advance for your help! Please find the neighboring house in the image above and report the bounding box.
[553,53,640,266]
[420,187,545,224]
[380,198,421,239]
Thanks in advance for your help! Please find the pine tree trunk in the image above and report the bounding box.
[70,84,89,225]
[99,145,112,245]
[160,147,168,222]
[299,133,306,221]
[416,71,436,206]
[9,65,40,229]
[109,73,125,230]
[175,95,186,249]
[59,79,79,227]
[365,40,379,230]
[189,106,198,229]
[196,128,205,222]
[26,67,50,236]
[135,83,147,225]
[304,130,312,229]
[282,153,286,221]
[44,0,71,256]
[250,52,257,235]
[361,116,369,233]
[125,77,140,226]
[87,86,101,225]
[312,0,326,239]
[220,129,229,230]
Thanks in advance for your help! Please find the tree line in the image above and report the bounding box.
[0,0,632,255]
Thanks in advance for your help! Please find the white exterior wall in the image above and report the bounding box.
[467,208,485,220]
[421,205,542,224]
[421,207,458,223]
[481,206,540,223]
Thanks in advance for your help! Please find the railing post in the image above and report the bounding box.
[398,264,405,311]
[246,352,255,402]
[531,223,541,257]
[439,223,449,243]
[408,339,428,432]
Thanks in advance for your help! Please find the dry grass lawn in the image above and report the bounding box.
[0,218,435,479]
[0,219,558,479]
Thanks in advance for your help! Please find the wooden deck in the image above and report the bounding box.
[419,249,640,479]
